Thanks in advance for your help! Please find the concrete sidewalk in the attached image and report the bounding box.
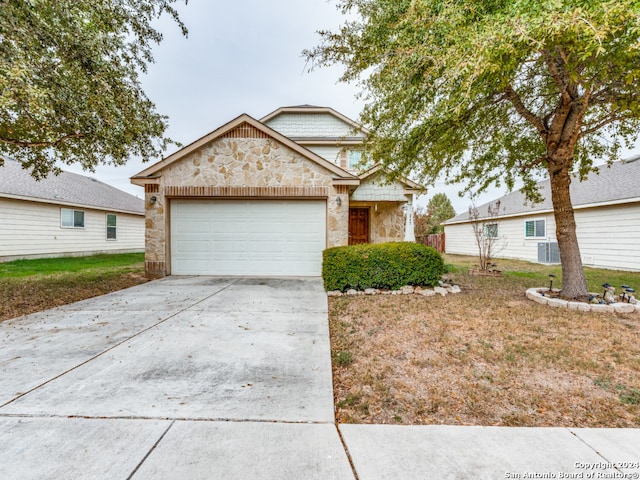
[0,277,638,479]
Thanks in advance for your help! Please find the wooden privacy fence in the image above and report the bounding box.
[420,233,445,253]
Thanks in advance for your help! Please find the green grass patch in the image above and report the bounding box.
[333,350,354,367]
[0,253,147,321]
[0,253,144,278]
[445,254,640,293]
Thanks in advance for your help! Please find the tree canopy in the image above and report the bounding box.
[306,0,640,298]
[415,192,456,238]
[0,0,187,179]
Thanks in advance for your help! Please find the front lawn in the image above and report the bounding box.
[329,254,640,427]
[0,253,148,321]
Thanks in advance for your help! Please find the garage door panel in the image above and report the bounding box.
[175,221,210,235]
[174,240,211,253]
[171,200,326,276]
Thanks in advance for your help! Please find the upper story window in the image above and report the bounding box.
[525,219,545,238]
[61,208,85,228]
[348,150,362,169]
[106,214,117,240]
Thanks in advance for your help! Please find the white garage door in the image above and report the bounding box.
[170,200,326,276]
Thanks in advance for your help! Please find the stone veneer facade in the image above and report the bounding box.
[144,134,350,277]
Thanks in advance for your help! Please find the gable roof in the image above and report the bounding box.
[358,164,424,193]
[0,158,144,214]
[260,105,369,135]
[444,158,640,224]
[131,113,358,183]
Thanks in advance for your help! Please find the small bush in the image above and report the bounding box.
[333,350,354,367]
[323,242,446,291]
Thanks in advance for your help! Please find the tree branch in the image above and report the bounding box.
[504,85,547,137]
[0,133,84,148]
[580,112,630,137]
[518,155,547,172]
[542,48,572,104]
[567,89,591,148]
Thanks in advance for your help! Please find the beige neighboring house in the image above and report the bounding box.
[0,158,144,262]
[132,105,422,278]
[443,158,640,271]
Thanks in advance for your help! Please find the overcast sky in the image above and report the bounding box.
[59,1,534,213]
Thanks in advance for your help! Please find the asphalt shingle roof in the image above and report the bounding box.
[445,158,640,224]
[0,158,144,215]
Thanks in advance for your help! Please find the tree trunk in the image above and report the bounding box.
[548,164,588,299]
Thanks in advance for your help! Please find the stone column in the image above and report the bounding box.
[404,195,416,242]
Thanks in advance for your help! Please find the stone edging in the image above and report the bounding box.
[525,288,640,314]
[327,284,462,297]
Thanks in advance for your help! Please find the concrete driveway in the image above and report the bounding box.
[0,277,354,479]
[2,277,638,479]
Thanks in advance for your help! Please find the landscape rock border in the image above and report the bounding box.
[327,283,462,298]
[525,288,640,314]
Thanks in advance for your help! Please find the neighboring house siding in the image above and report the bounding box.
[445,213,556,263]
[265,113,364,138]
[445,203,640,271]
[575,203,640,271]
[0,197,144,261]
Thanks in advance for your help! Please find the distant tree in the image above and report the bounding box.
[413,207,431,244]
[425,193,456,234]
[306,1,640,299]
[0,0,187,179]
[414,193,456,242]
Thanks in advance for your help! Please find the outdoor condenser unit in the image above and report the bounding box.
[538,242,560,264]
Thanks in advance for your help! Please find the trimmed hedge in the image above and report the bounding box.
[323,242,446,292]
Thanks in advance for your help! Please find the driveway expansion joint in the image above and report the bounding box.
[126,420,175,480]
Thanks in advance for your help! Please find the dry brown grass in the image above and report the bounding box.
[329,256,640,427]
[0,270,148,322]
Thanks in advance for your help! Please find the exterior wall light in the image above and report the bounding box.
[149,196,157,204]
[336,196,342,206]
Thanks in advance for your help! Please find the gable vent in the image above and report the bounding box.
[223,122,271,139]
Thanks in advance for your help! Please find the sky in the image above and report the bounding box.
[59,0,527,214]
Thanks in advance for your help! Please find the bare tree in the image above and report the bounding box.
[469,201,505,271]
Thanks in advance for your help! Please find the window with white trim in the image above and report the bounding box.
[525,219,545,238]
[61,208,85,228]
[106,214,117,240]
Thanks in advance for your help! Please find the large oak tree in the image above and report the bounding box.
[306,0,640,299]
[0,0,186,179]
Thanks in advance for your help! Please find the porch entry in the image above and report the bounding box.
[348,207,369,245]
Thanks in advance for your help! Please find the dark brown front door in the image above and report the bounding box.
[349,208,369,245]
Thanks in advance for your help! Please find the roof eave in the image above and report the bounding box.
[0,192,144,215]
[333,178,360,186]
[358,164,424,190]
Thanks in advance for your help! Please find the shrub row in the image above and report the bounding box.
[322,242,446,292]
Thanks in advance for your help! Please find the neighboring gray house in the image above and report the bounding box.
[0,158,144,262]
[132,106,421,278]
[443,158,640,272]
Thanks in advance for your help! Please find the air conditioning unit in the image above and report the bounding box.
[538,242,560,264]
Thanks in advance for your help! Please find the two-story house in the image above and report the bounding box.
[131,105,421,277]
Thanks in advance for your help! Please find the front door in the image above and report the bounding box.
[349,208,369,245]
